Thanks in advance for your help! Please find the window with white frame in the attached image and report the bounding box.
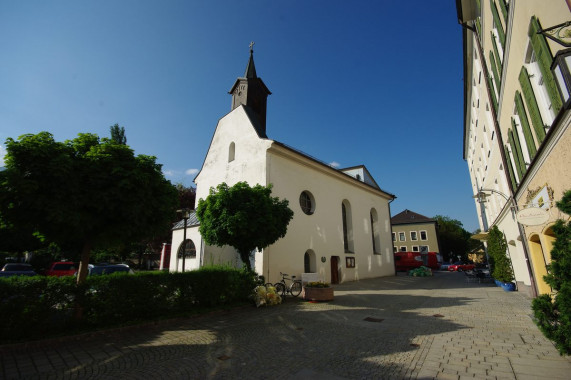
[398,232,406,242]
[524,42,556,126]
[420,230,427,240]
[392,232,396,242]
[410,231,418,241]
[400,246,407,252]
[412,246,419,252]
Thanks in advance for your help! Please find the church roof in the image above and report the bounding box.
[391,209,435,225]
[172,211,200,230]
[244,49,257,78]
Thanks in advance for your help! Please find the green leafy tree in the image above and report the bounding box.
[110,123,127,145]
[532,190,571,355]
[196,182,294,271]
[433,215,473,262]
[486,225,514,283]
[0,132,178,283]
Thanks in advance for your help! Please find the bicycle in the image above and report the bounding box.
[274,272,302,298]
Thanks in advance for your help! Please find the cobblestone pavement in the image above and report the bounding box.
[1,271,570,379]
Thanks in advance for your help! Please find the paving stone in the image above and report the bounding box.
[1,272,570,379]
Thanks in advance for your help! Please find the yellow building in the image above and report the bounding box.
[457,0,571,296]
[391,210,441,255]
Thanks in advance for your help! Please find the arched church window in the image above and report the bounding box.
[370,208,381,254]
[304,250,316,273]
[228,142,235,162]
[342,200,354,253]
[178,239,196,259]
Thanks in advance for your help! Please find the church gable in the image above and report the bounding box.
[194,105,272,199]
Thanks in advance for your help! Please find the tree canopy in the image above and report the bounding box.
[0,132,178,282]
[532,190,571,355]
[433,215,476,262]
[196,181,293,271]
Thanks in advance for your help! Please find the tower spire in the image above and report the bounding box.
[244,41,257,78]
[229,42,271,135]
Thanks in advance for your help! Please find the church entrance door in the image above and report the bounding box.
[331,256,340,284]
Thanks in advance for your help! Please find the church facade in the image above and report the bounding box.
[170,47,396,284]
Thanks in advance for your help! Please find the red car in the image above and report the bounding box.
[448,262,475,272]
[45,262,79,277]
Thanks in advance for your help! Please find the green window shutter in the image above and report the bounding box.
[488,76,498,111]
[489,51,501,92]
[509,124,526,179]
[476,17,482,38]
[518,66,546,144]
[528,16,563,113]
[491,32,503,71]
[498,0,508,23]
[490,0,506,47]
[504,145,518,188]
[514,91,537,159]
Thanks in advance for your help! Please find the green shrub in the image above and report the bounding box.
[0,266,258,342]
[487,225,514,283]
[532,190,571,355]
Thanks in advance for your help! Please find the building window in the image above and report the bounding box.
[304,250,316,273]
[299,191,315,215]
[420,230,427,240]
[228,142,235,162]
[370,209,381,254]
[346,257,355,268]
[392,232,396,242]
[398,232,406,242]
[393,246,397,253]
[342,200,354,253]
[410,231,418,241]
[420,245,429,253]
[400,246,407,252]
[178,239,196,259]
[412,246,419,252]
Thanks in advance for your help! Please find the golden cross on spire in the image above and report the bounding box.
[249,41,255,53]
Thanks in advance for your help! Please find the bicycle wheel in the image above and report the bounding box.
[274,282,286,298]
[290,281,302,297]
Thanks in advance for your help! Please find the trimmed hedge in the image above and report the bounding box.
[0,266,258,343]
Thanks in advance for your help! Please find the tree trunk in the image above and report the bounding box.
[76,240,92,284]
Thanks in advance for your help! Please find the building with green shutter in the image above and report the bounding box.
[457,0,571,297]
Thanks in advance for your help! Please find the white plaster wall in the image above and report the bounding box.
[263,146,395,284]
[495,213,531,287]
[169,226,203,272]
[194,106,272,203]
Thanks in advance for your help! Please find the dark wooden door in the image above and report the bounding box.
[331,256,339,284]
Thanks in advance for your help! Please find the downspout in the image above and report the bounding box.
[457,16,538,297]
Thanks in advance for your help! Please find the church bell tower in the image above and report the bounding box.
[229,42,272,135]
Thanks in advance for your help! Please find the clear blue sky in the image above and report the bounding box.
[0,1,479,232]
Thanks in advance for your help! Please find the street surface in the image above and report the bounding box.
[1,271,570,379]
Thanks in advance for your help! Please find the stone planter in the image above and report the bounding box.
[302,286,334,302]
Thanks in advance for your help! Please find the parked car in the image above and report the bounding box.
[0,263,37,277]
[86,264,135,276]
[45,262,79,277]
[394,251,442,271]
[448,262,475,272]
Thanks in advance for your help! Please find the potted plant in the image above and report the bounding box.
[487,226,515,291]
[302,281,334,301]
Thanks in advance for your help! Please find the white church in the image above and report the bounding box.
[170,46,396,284]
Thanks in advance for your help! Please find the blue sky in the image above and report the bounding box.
[0,1,479,232]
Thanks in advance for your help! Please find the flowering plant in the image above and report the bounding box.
[305,281,330,288]
[253,285,282,307]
